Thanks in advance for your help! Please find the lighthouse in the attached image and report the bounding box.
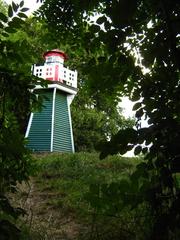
[25,49,77,153]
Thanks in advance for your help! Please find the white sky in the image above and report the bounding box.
[120,97,134,118]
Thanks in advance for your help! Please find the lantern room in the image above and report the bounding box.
[43,49,67,65]
[32,49,77,89]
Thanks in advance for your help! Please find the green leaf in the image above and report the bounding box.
[19,0,24,7]
[0,22,4,28]
[0,12,8,23]
[1,32,9,37]
[18,12,28,19]
[134,145,142,155]
[96,16,106,25]
[142,147,148,155]
[8,5,13,18]
[89,24,100,33]
[130,90,141,101]
[133,102,141,111]
[12,1,19,12]
[115,128,137,144]
[9,17,24,28]
[104,21,111,31]
[135,108,144,118]
[20,7,29,12]
[4,26,17,33]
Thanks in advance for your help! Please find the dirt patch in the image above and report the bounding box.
[9,178,86,240]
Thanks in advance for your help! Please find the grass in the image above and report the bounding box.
[34,152,139,213]
[13,152,142,239]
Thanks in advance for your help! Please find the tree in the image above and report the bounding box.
[34,0,136,151]
[0,0,7,14]
[8,9,134,152]
[72,86,134,152]
[0,1,46,238]
[36,0,180,239]
[0,0,131,238]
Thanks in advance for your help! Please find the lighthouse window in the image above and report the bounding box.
[40,69,42,72]
[47,57,53,63]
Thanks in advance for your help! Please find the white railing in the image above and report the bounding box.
[62,67,78,88]
[33,64,77,88]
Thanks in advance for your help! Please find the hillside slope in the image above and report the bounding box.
[11,152,140,240]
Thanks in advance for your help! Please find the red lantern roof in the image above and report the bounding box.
[43,49,68,61]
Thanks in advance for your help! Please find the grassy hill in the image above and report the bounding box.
[11,152,142,240]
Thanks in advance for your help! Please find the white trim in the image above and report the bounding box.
[35,84,77,95]
[25,113,34,138]
[67,96,75,153]
[50,88,56,152]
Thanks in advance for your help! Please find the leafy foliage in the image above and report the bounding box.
[37,0,180,238]
[72,86,134,152]
[0,0,180,238]
[5,9,134,152]
[0,1,45,238]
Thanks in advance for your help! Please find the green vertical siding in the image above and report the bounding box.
[53,92,73,152]
[27,91,53,151]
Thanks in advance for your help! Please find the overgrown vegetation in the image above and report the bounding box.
[0,1,45,238]
[12,152,148,240]
[1,0,180,239]
[36,0,180,239]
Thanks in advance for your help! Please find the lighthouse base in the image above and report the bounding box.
[26,88,75,153]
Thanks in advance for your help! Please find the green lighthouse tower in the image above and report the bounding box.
[25,49,77,153]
